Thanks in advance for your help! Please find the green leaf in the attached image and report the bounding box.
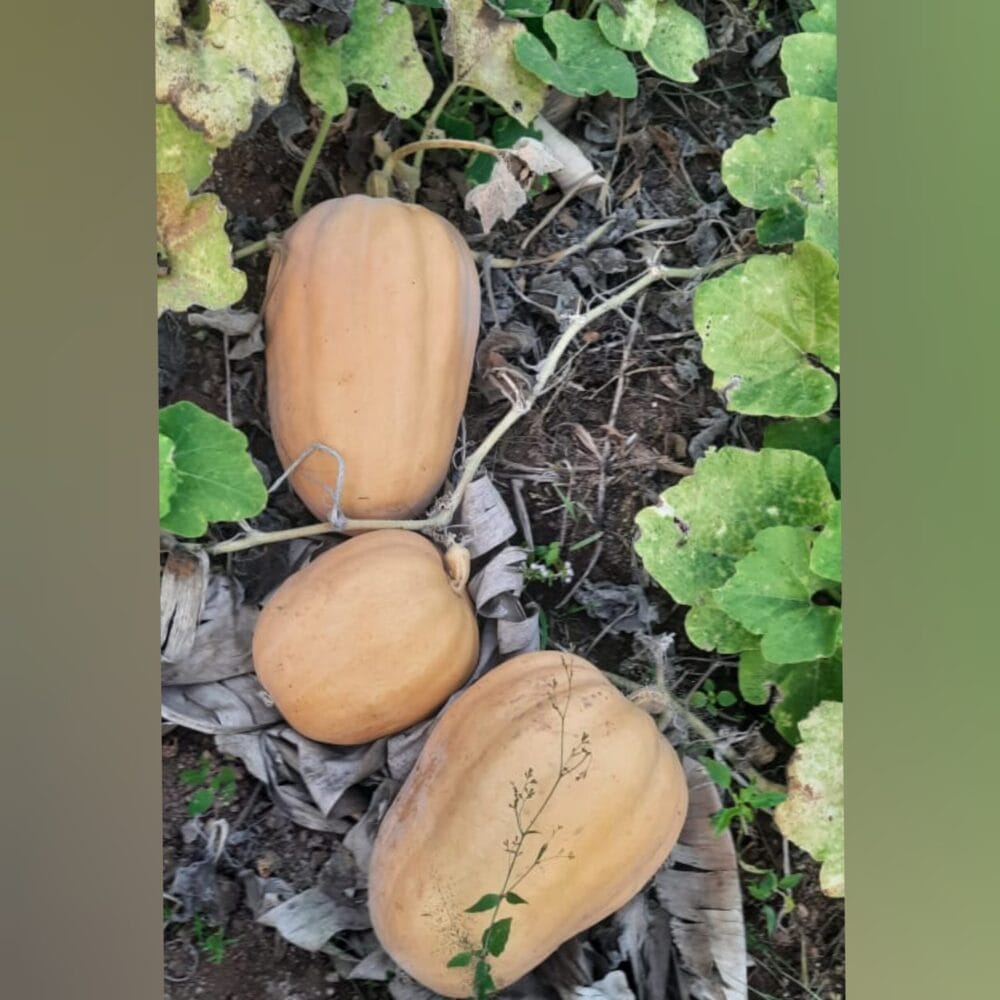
[473,959,496,997]
[756,202,806,247]
[739,648,842,744]
[641,1,710,84]
[158,401,268,538]
[157,174,246,316]
[505,891,529,904]
[483,917,512,957]
[155,103,215,191]
[290,0,433,119]
[159,434,179,518]
[698,755,732,790]
[285,24,348,117]
[514,12,638,99]
[790,147,839,261]
[763,903,778,936]
[155,0,294,148]
[465,893,502,913]
[810,500,841,582]
[774,700,844,896]
[496,0,552,16]
[597,0,657,53]
[445,0,548,126]
[781,31,837,101]
[447,952,473,968]
[635,446,836,607]
[779,872,804,890]
[688,691,708,708]
[749,871,778,900]
[763,417,840,466]
[717,689,738,707]
[722,96,837,246]
[801,0,836,34]
[826,443,841,492]
[693,241,840,417]
[188,788,215,816]
[715,526,842,663]
[686,599,760,655]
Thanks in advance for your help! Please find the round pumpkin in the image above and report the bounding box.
[368,651,689,996]
[252,530,479,745]
[263,195,481,522]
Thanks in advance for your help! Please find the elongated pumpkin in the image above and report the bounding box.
[368,651,688,996]
[252,530,479,745]
[264,195,480,522]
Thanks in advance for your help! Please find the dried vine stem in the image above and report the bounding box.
[199,257,741,558]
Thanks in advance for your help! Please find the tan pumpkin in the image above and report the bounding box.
[368,651,689,996]
[252,530,479,745]
[263,195,480,522]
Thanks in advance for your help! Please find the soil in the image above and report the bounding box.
[161,3,845,998]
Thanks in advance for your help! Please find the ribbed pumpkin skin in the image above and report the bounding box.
[252,531,479,745]
[264,195,481,521]
[368,652,689,996]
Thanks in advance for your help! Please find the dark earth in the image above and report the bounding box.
[161,3,844,997]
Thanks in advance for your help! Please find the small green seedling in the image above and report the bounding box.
[191,914,237,965]
[744,864,803,936]
[688,678,739,717]
[179,755,238,817]
[523,542,574,586]
[699,756,786,836]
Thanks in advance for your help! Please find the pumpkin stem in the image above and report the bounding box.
[443,544,471,593]
[292,109,336,219]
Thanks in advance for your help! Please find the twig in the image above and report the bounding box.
[519,171,602,252]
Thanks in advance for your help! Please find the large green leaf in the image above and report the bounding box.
[781,31,837,101]
[155,103,215,191]
[155,0,294,148]
[514,12,638,99]
[722,96,837,246]
[739,649,842,745]
[810,499,841,582]
[634,446,836,608]
[597,0,657,52]
[790,147,839,261]
[641,1,710,84]
[158,402,267,538]
[762,417,840,466]
[159,434,180,519]
[715,526,841,663]
[693,241,840,417]
[775,700,844,896]
[801,0,836,34]
[686,598,760,655]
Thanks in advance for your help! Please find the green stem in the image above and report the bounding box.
[411,80,461,185]
[582,0,600,17]
[292,109,335,219]
[232,239,270,261]
[380,135,498,197]
[426,11,447,77]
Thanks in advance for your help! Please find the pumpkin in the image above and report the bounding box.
[252,530,479,745]
[263,195,481,522]
[368,651,688,996]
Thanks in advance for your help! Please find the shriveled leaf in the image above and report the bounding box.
[774,701,844,896]
[715,526,841,663]
[693,241,840,417]
[801,0,837,34]
[642,1,710,84]
[285,23,348,117]
[739,648,842,744]
[781,31,837,101]
[158,401,267,537]
[156,103,215,190]
[155,0,294,148]
[510,136,563,175]
[444,0,547,127]
[811,499,841,582]
[257,886,370,951]
[157,174,247,315]
[597,0,657,52]
[160,434,179,518]
[790,147,839,261]
[465,156,527,232]
[573,970,636,999]
[635,446,836,607]
[514,12,638,99]
[161,674,281,733]
[722,96,837,246]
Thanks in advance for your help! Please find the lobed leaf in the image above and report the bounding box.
[157,174,247,316]
[790,147,839,261]
[641,1,710,84]
[156,103,215,191]
[739,648,842,744]
[444,0,547,126]
[159,434,180,518]
[155,0,294,148]
[801,0,837,34]
[774,700,844,896]
[762,417,840,467]
[781,31,837,101]
[513,11,638,99]
[722,96,837,246]
[285,24,348,118]
[693,241,840,417]
[597,0,657,53]
[810,500,841,582]
[714,526,842,664]
[158,401,268,538]
[634,446,836,608]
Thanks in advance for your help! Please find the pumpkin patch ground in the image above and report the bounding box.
[160,3,844,998]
